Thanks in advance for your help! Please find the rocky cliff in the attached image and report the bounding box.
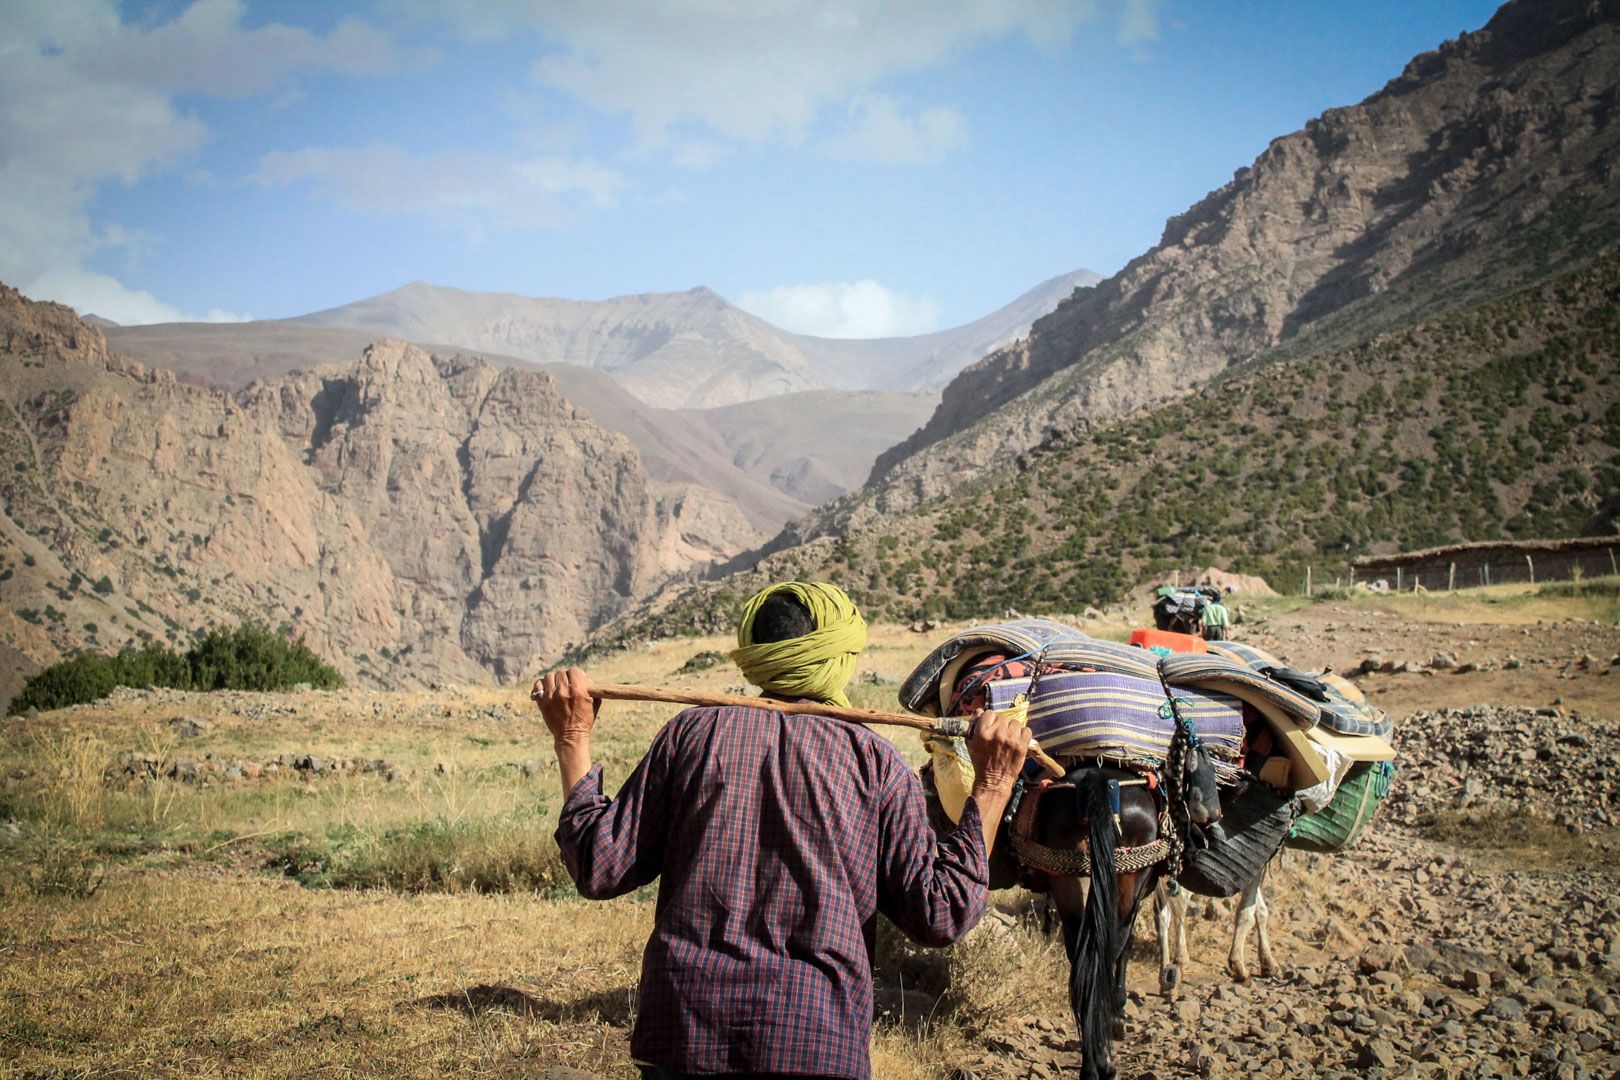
[852,0,1620,523]
[0,285,748,693]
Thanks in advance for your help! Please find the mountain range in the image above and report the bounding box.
[0,289,761,689]
[1,263,1094,701]
[101,271,1094,533]
[594,0,1620,645]
[289,271,1099,409]
[4,0,1617,702]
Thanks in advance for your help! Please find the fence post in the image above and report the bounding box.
[1484,563,1491,587]
[1448,561,1456,592]
[1610,548,1617,577]
[1306,566,1312,597]
[1526,554,1534,584]
[1396,567,1402,591]
[1414,574,1421,593]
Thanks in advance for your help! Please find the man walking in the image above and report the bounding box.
[1201,590,1232,642]
[534,581,1030,1079]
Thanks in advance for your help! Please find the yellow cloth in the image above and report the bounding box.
[925,696,1030,823]
[731,582,868,708]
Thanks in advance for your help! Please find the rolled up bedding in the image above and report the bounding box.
[983,671,1246,782]
[1208,641,1394,740]
[900,619,1334,791]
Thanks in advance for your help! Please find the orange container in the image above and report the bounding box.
[1128,627,1208,654]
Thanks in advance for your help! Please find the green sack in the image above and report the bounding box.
[1288,760,1395,853]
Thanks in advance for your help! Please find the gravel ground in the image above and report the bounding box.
[945,700,1620,1080]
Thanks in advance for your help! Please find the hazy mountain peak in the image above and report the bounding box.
[286,269,1099,409]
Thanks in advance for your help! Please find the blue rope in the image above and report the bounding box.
[1156,696,1203,748]
[945,647,1040,715]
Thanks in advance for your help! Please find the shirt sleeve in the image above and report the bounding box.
[553,726,674,900]
[874,767,990,947]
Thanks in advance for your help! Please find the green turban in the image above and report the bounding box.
[731,581,867,708]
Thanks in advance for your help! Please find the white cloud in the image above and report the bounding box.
[396,0,1093,160]
[0,0,409,324]
[256,143,625,233]
[736,280,942,339]
[1118,0,1161,44]
[668,139,734,171]
[26,267,249,325]
[821,96,967,164]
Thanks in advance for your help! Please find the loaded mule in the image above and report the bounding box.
[902,621,1334,1078]
[1154,642,1398,989]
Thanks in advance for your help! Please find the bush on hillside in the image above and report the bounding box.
[186,623,344,693]
[6,623,344,715]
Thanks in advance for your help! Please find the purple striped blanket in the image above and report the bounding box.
[986,670,1245,769]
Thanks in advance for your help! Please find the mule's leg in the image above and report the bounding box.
[1253,878,1281,978]
[1109,869,1144,1040]
[1172,882,1190,971]
[1051,876,1086,957]
[1154,882,1181,998]
[1227,873,1262,982]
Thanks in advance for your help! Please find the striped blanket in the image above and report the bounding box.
[984,671,1245,781]
[902,618,1334,790]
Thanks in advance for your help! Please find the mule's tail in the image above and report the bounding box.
[1069,774,1119,1080]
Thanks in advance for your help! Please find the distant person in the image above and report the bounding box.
[1202,594,1232,641]
[534,581,1031,1080]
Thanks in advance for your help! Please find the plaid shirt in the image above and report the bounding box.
[556,705,989,1078]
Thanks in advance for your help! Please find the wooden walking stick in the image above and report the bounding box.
[559,682,1067,778]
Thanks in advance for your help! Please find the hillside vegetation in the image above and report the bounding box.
[8,623,344,715]
[846,0,1620,522]
[584,247,1620,650]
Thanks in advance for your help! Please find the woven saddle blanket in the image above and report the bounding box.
[1210,641,1393,738]
[984,671,1245,780]
[900,619,1186,714]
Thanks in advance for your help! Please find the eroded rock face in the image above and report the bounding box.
[855,0,1620,519]
[0,285,726,686]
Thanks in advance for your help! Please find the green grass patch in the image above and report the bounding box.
[1417,807,1620,876]
[264,814,574,895]
[677,650,726,674]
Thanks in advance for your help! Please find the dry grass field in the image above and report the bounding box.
[3,587,1618,1077]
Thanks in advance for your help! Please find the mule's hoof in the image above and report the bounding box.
[1228,963,1251,983]
[1159,966,1181,997]
[1261,962,1286,981]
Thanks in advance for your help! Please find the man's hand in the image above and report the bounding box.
[965,710,1032,856]
[967,709,1032,795]
[532,667,600,796]
[533,667,600,747]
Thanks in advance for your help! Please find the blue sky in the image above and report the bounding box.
[1,0,1503,334]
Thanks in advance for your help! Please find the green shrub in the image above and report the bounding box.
[184,623,345,693]
[7,623,343,714]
